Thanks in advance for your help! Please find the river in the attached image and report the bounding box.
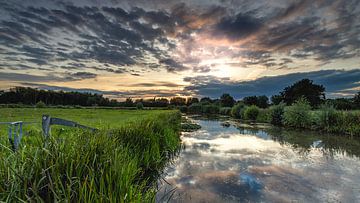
[156,116,360,202]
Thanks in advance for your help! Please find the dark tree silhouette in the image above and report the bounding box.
[220,93,235,107]
[257,95,269,108]
[186,97,199,106]
[170,97,186,106]
[243,96,258,106]
[280,79,325,107]
[271,95,283,105]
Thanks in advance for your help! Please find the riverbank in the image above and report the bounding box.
[179,99,360,136]
[0,109,181,202]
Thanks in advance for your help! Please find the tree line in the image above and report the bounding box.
[0,79,359,110]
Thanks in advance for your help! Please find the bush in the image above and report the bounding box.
[136,102,144,110]
[283,97,312,128]
[202,104,219,114]
[244,105,260,120]
[178,105,188,113]
[36,101,46,108]
[269,103,285,126]
[256,108,270,123]
[231,103,246,118]
[219,107,232,115]
[188,103,203,114]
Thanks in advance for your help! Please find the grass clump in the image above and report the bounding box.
[284,97,312,128]
[0,110,181,202]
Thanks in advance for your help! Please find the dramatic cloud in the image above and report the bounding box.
[0,0,359,98]
[183,69,360,99]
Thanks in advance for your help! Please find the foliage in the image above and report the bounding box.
[200,97,212,103]
[0,109,181,202]
[219,107,232,115]
[256,108,270,123]
[231,102,246,119]
[124,97,134,107]
[355,92,360,108]
[202,104,220,114]
[170,97,186,106]
[243,96,258,106]
[283,97,312,128]
[326,98,357,110]
[188,103,203,114]
[136,102,144,109]
[269,103,285,126]
[35,101,46,108]
[271,94,283,105]
[243,95,269,108]
[244,105,260,120]
[316,103,337,131]
[279,79,325,107]
[186,97,199,106]
[178,105,188,113]
[219,93,235,107]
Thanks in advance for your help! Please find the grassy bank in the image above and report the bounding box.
[179,100,360,136]
[0,108,181,202]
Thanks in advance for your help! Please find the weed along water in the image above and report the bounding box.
[157,116,360,202]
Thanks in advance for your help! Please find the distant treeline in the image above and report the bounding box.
[0,78,359,110]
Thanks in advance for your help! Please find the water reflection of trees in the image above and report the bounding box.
[237,126,360,158]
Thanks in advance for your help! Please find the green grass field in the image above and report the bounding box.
[0,108,181,202]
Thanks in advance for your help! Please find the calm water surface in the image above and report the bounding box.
[157,117,360,202]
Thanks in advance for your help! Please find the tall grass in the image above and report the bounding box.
[283,98,312,128]
[0,111,181,202]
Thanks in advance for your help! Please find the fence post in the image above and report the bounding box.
[42,115,51,138]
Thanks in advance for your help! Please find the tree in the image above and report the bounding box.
[170,97,186,106]
[124,98,134,107]
[186,97,199,106]
[354,92,360,108]
[243,96,258,106]
[257,95,269,108]
[220,93,235,107]
[280,79,325,107]
[271,94,283,105]
[200,97,212,103]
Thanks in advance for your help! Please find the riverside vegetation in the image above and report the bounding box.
[178,79,360,136]
[0,108,181,202]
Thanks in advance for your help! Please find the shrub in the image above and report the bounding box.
[136,102,144,110]
[269,103,285,126]
[178,105,188,113]
[244,105,260,120]
[202,104,219,114]
[35,101,46,108]
[256,108,270,123]
[188,103,203,114]
[283,97,312,128]
[219,107,232,115]
[231,103,246,118]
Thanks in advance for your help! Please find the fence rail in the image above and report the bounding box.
[1,115,97,151]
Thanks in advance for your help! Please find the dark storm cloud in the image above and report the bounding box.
[159,58,189,72]
[184,69,360,99]
[213,13,262,40]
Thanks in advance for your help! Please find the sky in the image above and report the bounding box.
[0,0,359,100]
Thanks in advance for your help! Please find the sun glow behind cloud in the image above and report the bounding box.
[0,0,359,99]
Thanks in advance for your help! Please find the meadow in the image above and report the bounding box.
[0,108,181,202]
